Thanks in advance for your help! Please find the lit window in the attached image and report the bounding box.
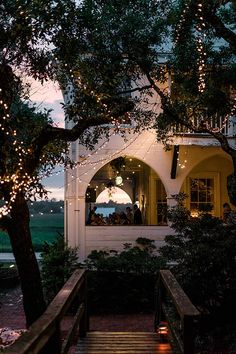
[189,178,214,216]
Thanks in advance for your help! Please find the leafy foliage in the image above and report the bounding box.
[85,238,166,314]
[40,234,79,303]
[160,201,236,315]
[85,237,166,273]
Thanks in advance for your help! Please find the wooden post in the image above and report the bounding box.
[41,323,62,354]
[79,273,89,337]
[154,277,159,331]
[154,272,166,332]
[183,315,195,354]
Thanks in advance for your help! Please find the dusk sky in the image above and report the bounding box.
[30,79,65,200]
[30,80,133,204]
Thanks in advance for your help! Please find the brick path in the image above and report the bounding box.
[0,286,25,329]
[0,285,154,331]
[0,285,154,352]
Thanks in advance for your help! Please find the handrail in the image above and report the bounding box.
[4,268,88,354]
[155,269,200,354]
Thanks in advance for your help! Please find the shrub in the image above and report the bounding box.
[40,234,79,303]
[160,199,236,317]
[85,237,166,274]
[85,238,166,314]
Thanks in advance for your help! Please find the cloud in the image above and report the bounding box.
[44,186,64,201]
[29,79,65,125]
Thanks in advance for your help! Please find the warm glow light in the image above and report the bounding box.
[157,322,168,335]
[96,187,132,204]
[157,321,168,343]
[115,175,123,186]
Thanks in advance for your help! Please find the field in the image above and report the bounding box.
[0,213,64,252]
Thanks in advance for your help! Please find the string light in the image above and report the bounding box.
[175,1,190,43]
[63,129,146,192]
[177,149,188,169]
[0,92,35,218]
[195,1,206,93]
[174,1,207,93]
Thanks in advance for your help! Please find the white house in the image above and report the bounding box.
[64,77,235,261]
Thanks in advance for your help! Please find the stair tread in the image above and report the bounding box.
[75,331,172,354]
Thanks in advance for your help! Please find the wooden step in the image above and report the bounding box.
[75,331,172,353]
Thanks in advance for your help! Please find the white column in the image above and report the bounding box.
[76,196,86,261]
[66,197,78,248]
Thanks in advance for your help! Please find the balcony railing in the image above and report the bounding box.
[172,116,236,137]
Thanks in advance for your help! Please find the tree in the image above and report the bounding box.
[0,0,136,326]
[2,0,164,326]
[154,0,236,205]
[71,0,236,203]
[0,0,235,327]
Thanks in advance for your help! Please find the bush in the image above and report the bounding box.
[160,198,236,316]
[87,271,156,314]
[40,234,79,303]
[85,238,166,314]
[85,237,166,273]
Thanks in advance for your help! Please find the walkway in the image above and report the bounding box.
[1,285,167,353]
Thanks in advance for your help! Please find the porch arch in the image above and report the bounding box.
[84,155,168,226]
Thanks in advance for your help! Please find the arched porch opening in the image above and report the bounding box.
[85,156,167,225]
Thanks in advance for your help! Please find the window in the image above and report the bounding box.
[189,178,214,216]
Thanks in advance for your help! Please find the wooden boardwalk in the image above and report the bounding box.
[75,331,172,354]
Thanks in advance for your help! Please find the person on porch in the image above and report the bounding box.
[126,206,133,224]
[133,204,142,224]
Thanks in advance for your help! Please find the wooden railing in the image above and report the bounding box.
[172,115,233,136]
[4,268,88,354]
[155,270,200,354]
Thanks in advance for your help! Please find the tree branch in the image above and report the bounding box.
[203,7,236,54]
[117,84,152,95]
[27,115,112,174]
[139,63,236,160]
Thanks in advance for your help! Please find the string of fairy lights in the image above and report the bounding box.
[175,2,189,43]
[175,0,236,134]
[0,44,131,219]
[195,2,206,93]
[0,91,37,218]
[65,129,145,189]
[177,148,188,169]
[175,0,206,93]
[64,130,157,203]
[0,2,130,217]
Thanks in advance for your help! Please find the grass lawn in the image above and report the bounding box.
[0,213,64,252]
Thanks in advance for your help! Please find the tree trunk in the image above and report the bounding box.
[7,193,46,327]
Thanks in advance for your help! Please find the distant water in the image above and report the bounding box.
[96,207,115,217]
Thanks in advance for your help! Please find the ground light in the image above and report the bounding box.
[157,321,168,342]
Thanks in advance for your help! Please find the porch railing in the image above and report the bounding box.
[172,115,236,136]
[4,268,88,354]
[155,269,200,354]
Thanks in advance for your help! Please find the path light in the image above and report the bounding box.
[157,321,168,342]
